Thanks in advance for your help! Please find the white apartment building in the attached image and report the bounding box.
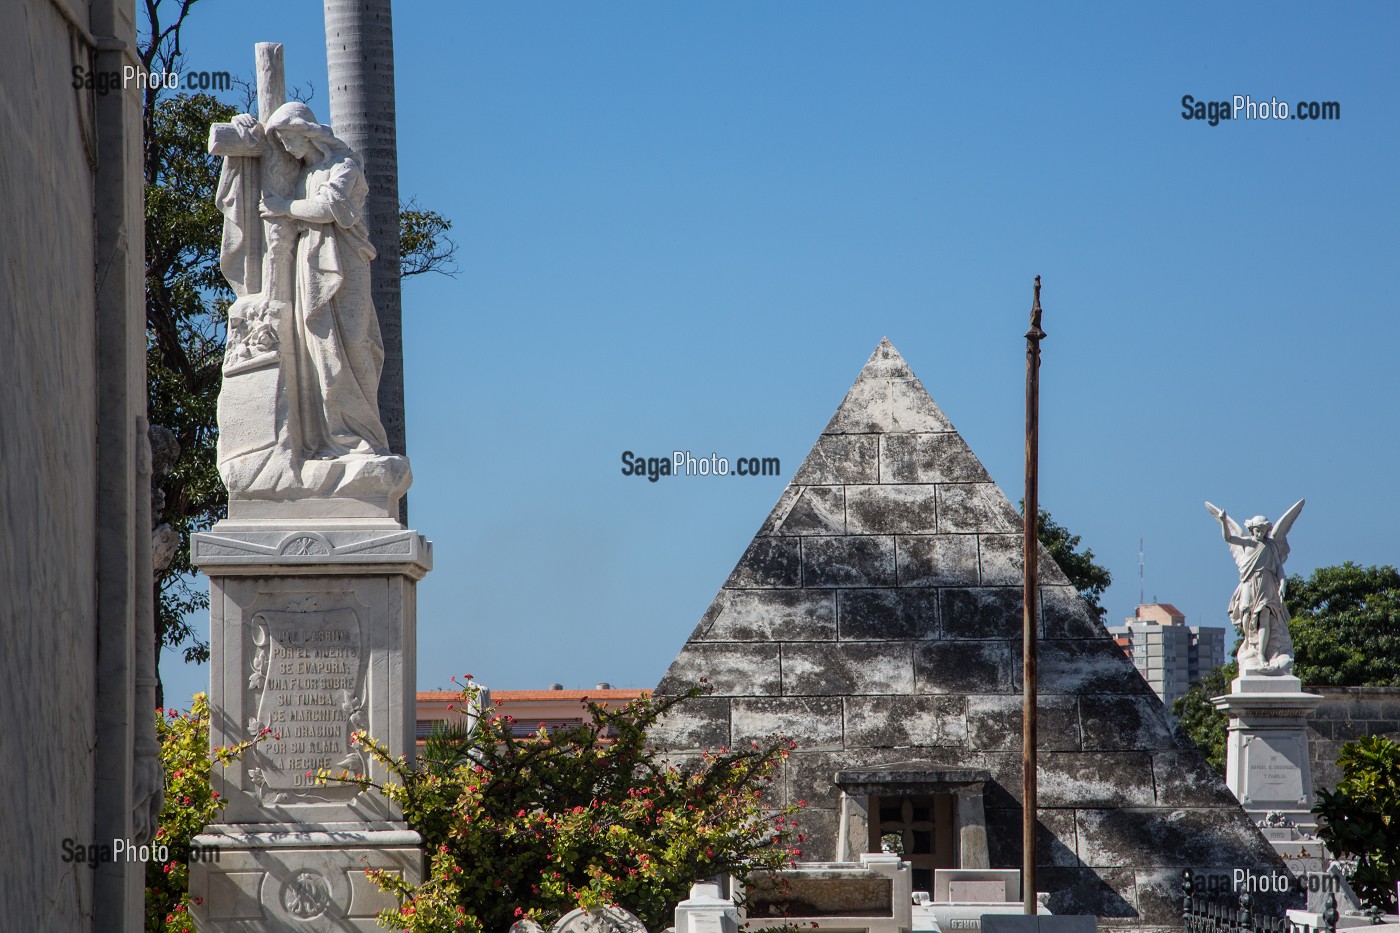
[1107,603,1227,709]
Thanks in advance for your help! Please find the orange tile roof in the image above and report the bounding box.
[417,689,648,702]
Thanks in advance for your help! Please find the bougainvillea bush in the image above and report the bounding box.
[313,682,804,933]
[146,694,266,933]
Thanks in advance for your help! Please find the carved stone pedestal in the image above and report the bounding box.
[1213,674,1324,838]
[188,512,429,931]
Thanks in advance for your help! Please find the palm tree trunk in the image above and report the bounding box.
[324,0,407,520]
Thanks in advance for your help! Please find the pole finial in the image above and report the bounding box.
[1026,275,1046,340]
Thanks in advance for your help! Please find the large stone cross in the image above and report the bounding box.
[208,42,291,301]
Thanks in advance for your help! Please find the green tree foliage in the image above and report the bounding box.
[1171,661,1236,776]
[1022,505,1113,622]
[139,1,457,702]
[1288,563,1400,687]
[146,694,265,933]
[1313,734,1400,914]
[146,91,236,675]
[311,683,802,933]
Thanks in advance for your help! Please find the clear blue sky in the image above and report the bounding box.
[160,1,1399,705]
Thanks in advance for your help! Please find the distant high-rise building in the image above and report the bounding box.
[1107,604,1227,708]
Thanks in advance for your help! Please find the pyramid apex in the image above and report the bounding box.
[860,337,912,378]
[824,338,950,435]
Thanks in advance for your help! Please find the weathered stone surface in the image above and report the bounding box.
[1037,867,1139,919]
[658,644,782,696]
[966,694,1081,751]
[984,807,1083,869]
[1038,752,1156,807]
[823,369,894,435]
[895,535,980,587]
[941,587,1023,640]
[694,590,836,642]
[725,537,803,588]
[785,748,918,808]
[733,697,843,749]
[888,377,953,432]
[778,486,846,536]
[837,589,938,640]
[1306,687,1400,795]
[792,435,880,484]
[1080,696,1177,751]
[803,536,896,587]
[1039,640,1155,695]
[648,697,731,751]
[978,533,1072,586]
[790,807,839,862]
[845,485,938,534]
[880,433,989,484]
[756,486,800,537]
[843,695,968,747]
[749,865,893,917]
[1041,584,1106,639]
[783,643,914,696]
[822,342,951,434]
[938,484,1020,534]
[1076,808,1282,869]
[914,640,1016,694]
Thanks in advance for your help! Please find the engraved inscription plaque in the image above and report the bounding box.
[245,597,367,803]
[1241,734,1306,805]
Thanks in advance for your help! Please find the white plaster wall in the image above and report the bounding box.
[0,0,134,927]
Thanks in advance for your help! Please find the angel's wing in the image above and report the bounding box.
[1273,498,1305,540]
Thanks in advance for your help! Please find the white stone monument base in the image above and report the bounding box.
[191,516,431,931]
[1213,674,1323,839]
[190,827,422,931]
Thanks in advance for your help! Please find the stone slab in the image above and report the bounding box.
[733,697,844,749]
[803,536,897,587]
[189,829,422,931]
[693,589,837,642]
[896,535,982,587]
[782,642,915,696]
[843,695,969,747]
[837,589,939,640]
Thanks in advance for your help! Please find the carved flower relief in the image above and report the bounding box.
[223,295,281,375]
[248,619,269,691]
[246,768,290,805]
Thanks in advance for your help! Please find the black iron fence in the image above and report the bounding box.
[1182,869,1337,933]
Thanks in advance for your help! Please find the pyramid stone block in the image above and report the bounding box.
[655,338,1292,927]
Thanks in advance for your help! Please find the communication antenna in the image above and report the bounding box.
[1138,538,1145,606]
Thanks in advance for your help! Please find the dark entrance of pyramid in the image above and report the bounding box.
[869,793,956,893]
[836,767,991,895]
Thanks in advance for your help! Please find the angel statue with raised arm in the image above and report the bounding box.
[1204,498,1305,675]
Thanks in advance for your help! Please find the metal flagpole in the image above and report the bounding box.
[1023,276,1045,915]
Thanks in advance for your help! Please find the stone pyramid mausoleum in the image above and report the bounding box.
[655,338,1288,927]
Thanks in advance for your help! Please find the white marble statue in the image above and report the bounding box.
[1205,498,1305,675]
[210,78,409,507]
